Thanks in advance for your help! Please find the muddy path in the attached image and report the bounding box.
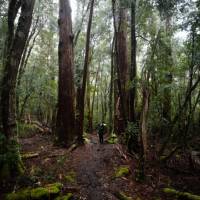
[69,134,135,199]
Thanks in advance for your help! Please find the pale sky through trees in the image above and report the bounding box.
[70,0,77,21]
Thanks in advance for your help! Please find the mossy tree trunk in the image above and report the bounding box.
[0,0,35,180]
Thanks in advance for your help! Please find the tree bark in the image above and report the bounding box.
[56,0,76,146]
[112,0,128,133]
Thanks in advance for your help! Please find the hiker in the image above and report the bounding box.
[97,122,106,144]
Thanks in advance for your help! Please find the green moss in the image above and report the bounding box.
[55,193,73,200]
[65,171,76,183]
[5,189,30,200]
[163,188,200,200]
[46,182,63,195]
[17,159,25,175]
[115,166,130,178]
[108,134,118,144]
[5,183,63,200]
[31,187,49,199]
[114,192,133,200]
[46,182,63,190]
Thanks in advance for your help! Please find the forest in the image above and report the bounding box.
[0,0,200,199]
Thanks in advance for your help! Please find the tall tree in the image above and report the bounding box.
[76,0,95,143]
[1,0,35,138]
[129,0,137,122]
[56,0,76,146]
[112,0,128,134]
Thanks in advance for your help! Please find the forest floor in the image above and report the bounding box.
[2,132,200,200]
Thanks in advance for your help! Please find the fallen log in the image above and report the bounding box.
[28,121,52,134]
[22,152,39,159]
[114,192,133,200]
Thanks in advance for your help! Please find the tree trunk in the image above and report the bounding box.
[1,0,35,138]
[91,66,100,130]
[162,17,173,123]
[76,0,95,143]
[113,0,128,133]
[129,1,137,122]
[86,76,93,133]
[0,0,35,180]
[56,0,76,147]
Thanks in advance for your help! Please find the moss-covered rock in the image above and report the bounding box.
[115,166,130,178]
[114,192,133,200]
[163,188,200,200]
[5,189,30,200]
[31,187,49,199]
[55,193,73,200]
[31,182,62,199]
[5,182,63,200]
[46,183,63,190]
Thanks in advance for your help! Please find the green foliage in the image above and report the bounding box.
[17,123,38,138]
[125,122,139,153]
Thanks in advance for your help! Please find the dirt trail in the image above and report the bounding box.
[70,134,134,199]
